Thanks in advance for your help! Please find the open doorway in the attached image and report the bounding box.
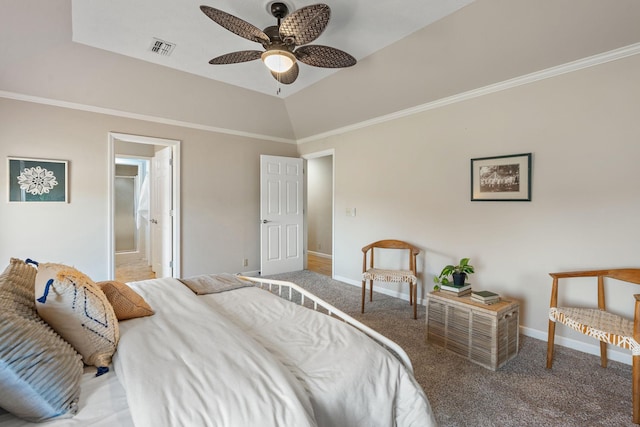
[114,156,153,281]
[303,150,334,277]
[108,132,181,281]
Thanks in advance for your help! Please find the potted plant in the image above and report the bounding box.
[433,258,475,289]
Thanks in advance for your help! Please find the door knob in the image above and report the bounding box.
[261,219,271,224]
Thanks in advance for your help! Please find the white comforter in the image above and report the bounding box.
[113,278,316,427]
[203,287,435,427]
[115,277,435,427]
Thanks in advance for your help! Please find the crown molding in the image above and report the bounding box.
[297,42,640,145]
[2,42,639,146]
[0,91,297,145]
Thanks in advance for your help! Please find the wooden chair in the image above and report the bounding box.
[546,268,640,424]
[361,240,420,319]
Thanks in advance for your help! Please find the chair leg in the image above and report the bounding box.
[546,320,556,369]
[413,284,417,320]
[600,341,608,368]
[633,354,640,424]
[409,282,413,306]
[361,280,366,314]
[369,280,373,302]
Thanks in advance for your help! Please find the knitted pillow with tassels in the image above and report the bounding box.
[0,258,83,422]
[33,261,119,375]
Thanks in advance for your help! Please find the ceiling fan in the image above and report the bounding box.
[200,2,356,85]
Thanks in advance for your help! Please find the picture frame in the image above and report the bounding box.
[470,153,531,201]
[7,157,69,203]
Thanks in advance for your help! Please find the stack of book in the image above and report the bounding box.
[439,283,472,297]
[471,290,500,304]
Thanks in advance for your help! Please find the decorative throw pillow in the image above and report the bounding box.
[96,280,154,320]
[34,262,119,373]
[0,258,83,422]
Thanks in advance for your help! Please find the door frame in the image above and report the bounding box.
[302,149,335,278]
[107,132,181,280]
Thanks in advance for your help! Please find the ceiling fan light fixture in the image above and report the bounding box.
[261,49,295,73]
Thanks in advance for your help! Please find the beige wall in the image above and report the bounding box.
[1,43,639,364]
[0,98,297,280]
[298,53,640,362]
[2,0,640,363]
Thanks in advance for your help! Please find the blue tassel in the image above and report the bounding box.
[96,366,109,377]
[25,258,39,267]
[37,279,54,304]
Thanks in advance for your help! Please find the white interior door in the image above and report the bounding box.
[260,155,304,276]
[150,146,173,277]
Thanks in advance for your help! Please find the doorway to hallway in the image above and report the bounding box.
[304,150,334,278]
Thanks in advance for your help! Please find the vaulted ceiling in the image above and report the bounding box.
[3,1,640,142]
[71,0,474,98]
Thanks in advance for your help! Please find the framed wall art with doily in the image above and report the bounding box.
[7,157,68,203]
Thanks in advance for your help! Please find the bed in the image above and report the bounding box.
[0,259,435,427]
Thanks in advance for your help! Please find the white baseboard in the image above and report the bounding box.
[307,251,332,259]
[521,325,631,365]
[334,275,428,306]
[334,275,632,365]
[240,270,260,277]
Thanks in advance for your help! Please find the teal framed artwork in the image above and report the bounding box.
[8,157,68,203]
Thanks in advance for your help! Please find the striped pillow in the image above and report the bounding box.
[0,258,83,421]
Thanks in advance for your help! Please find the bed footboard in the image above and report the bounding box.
[239,276,414,373]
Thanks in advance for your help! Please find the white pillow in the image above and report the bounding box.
[35,262,119,372]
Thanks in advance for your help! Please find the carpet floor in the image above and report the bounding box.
[266,270,635,427]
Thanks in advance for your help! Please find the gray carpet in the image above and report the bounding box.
[266,270,635,427]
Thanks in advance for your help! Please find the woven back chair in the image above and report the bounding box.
[361,240,420,319]
[546,268,640,424]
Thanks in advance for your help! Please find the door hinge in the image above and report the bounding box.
[169,158,173,166]
[169,260,173,268]
[169,210,174,217]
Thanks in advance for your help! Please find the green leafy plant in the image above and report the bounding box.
[433,257,475,289]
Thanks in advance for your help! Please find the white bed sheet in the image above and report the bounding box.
[202,286,436,427]
[0,366,132,427]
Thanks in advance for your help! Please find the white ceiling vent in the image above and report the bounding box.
[149,38,175,56]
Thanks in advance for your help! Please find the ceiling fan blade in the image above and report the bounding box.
[279,4,330,46]
[209,50,263,65]
[295,45,356,68]
[271,63,299,85]
[200,5,270,45]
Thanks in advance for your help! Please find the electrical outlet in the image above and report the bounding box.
[243,258,248,267]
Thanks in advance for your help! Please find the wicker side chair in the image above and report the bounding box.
[361,240,420,319]
[546,268,640,424]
